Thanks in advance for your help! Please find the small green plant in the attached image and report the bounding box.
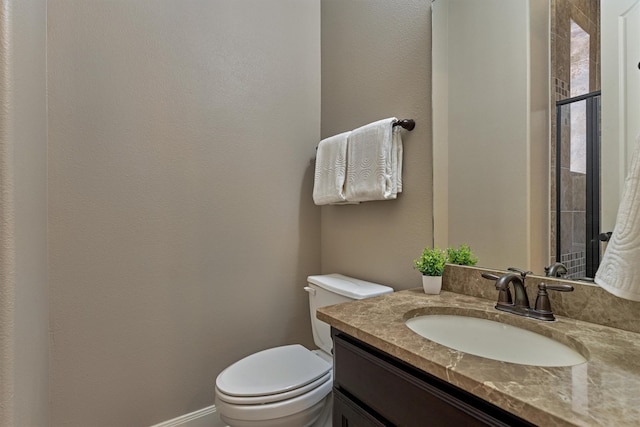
[414,244,478,277]
[446,244,478,266]
[413,247,447,277]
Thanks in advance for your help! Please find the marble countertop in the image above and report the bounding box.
[317,289,640,427]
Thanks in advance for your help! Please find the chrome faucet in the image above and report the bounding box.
[481,269,574,321]
[545,262,568,278]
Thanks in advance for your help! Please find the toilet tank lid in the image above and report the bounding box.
[307,274,393,299]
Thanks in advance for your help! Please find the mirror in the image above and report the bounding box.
[432,0,550,275]
[432,0,639,280]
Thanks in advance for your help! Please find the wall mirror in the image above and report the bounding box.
[432,0,639,280]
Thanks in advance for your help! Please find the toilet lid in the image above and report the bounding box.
[216,344,332,397]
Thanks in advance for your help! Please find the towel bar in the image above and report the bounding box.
[315,118,415,151]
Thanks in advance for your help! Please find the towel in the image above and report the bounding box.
[345,118,403,202]
[313,131,350,205]
[595,135,640,301]
[394,126,403,193]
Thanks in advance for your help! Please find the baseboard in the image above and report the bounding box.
[150,405,227,427]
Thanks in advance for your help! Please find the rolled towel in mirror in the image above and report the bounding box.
[595,135,640,301]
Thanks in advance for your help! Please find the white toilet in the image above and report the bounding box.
[214,274,393,427]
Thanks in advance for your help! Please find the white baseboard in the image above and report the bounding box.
[150,405,227,427]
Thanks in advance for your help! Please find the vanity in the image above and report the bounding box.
[331,329,533,426]
[317,266,640,426]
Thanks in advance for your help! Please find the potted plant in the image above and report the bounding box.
[446,244,478,267]
[414,244,478,294]
[413,247,447,294]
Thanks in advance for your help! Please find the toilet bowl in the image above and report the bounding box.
[214,274,393,427]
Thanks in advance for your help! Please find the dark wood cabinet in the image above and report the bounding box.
[331,329,534,427]
[333,388,389,427]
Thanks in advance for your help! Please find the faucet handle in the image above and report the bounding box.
[544,283,574,292]
[533,283,574,320]
[508,267,533,278]
[481,272,512,305]
[481,272,500,281]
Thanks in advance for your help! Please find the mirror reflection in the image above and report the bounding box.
[551,0,601,279]
[433,0,638,281]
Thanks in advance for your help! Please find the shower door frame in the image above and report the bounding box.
[555,91,601,278]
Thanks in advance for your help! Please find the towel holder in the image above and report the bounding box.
[315,118,415,151]
[392,119,416,131]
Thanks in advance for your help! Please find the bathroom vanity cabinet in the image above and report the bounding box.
[331,330,533,427]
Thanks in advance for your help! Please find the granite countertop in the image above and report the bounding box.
[317,289,640,427]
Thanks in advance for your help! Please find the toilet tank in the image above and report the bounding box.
[305,274,393,356]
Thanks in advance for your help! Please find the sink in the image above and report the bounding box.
[405,314,587,367]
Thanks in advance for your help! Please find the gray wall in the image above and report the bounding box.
[1,1,433,425]
[47,1,320,425]
[320,0,432,289]
[0,0,49,426]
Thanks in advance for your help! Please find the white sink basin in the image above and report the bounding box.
[405,314,587,367]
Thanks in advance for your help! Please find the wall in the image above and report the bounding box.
[433,0,549,272]
[320,0,432,289]
[0,0,49,426]
[47,1,320,425]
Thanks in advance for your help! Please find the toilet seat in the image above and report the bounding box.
[215,344,332,401]
[215,344,333,423]
[216,371,331,405]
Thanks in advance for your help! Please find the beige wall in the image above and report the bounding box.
[320,0,432,289]
[47,1,320,425]
[2,1,431,424]
[0,0,49,426]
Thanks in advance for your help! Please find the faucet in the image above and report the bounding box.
[480,272,512,305]
[481,267,530,310]
[481,269,574,321]
[495,273,529,310]
[505,268,532,308]
[545,262,568,278]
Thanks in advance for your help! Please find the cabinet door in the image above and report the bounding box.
[333,389,389,427]
[332,331,533,427]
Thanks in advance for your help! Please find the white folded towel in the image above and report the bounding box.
[345,117,403,202]
[393,126,403,193]
[313,131,351,205]
[595,135,640,301]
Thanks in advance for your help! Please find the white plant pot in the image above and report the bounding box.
[422,275,442,295]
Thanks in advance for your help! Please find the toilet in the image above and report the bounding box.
[214,274,393,427]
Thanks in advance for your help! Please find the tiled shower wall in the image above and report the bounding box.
[550,0,600,277]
